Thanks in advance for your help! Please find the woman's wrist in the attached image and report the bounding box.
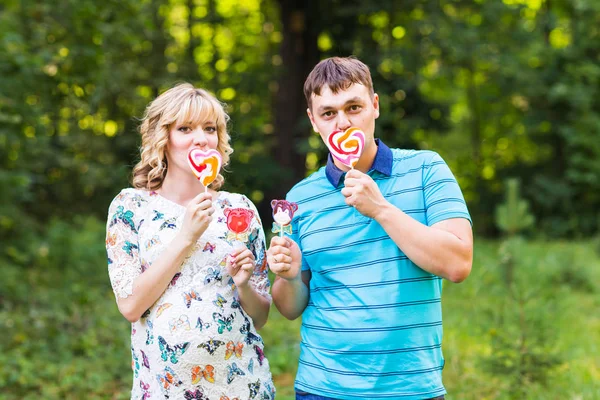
[176,231,197,249]
[236,280,256,301]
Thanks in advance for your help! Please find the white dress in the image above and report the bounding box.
[106,188,275,400]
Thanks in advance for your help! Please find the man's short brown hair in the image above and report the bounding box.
[303,56,374,110]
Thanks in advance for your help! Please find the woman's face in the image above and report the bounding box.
[166,119,219,174]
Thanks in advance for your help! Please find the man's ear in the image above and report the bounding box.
[373,93,380,120]
[307,108,319,133]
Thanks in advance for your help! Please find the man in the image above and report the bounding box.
[267,56,473,400]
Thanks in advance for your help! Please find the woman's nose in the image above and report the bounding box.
[192,129,208,146]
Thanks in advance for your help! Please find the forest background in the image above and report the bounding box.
[1,0,599,398]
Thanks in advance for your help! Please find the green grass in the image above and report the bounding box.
[1,233,599,399]
[260,300,300,400]
[441,240,600,399]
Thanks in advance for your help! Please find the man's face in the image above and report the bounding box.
[307,83,379,145]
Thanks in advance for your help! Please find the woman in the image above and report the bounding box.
[106,83,275,399]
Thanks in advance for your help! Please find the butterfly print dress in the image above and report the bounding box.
[106,189,275,399]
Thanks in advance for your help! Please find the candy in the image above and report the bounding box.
[326,127,365,168]
[187,149,222,187]
[224,208,254,242]
[271,199,298,236]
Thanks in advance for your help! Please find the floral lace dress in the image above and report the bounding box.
[106,188,275,400]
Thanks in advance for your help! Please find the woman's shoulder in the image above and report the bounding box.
[217,191,256,209]
[108,188,155,212]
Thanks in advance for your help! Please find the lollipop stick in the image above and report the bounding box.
[279,223,284,237]
[197,179,209,194]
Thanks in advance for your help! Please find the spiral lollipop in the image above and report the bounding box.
[326,127,365,168]
[187,149,222,191]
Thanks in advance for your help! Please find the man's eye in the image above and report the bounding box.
[349,105,361,112]
[322,111,334,118]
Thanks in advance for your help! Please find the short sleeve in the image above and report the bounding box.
[106,190,143,299]
[423,152,472,226]
[243,196,272,303]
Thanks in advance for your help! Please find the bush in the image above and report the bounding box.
[0,216,132,400]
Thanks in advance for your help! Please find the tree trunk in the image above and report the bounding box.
[264,0,319,209]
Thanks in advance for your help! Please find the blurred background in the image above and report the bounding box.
[1,0,599,398]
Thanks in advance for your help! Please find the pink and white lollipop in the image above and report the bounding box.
[187,149,222,191]
[326,127,365,168]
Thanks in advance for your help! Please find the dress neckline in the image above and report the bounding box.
[144,189,225,210]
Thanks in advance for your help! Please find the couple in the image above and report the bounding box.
[105,56,473,400]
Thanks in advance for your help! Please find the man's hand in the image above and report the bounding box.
[341,169,388,219]
[267,236,302,281]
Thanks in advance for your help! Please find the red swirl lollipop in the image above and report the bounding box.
[187,149,222,190]
[326,127,365,168]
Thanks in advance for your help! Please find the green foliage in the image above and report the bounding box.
[2,0,600,239]
[495,178,535,236]
[0,217,131,400]
[547,247,597,294]
[486,176,594,396]
[0,0,284,226]
[484,238,562,397]
[1,0,600,397]
[441,240,600,399]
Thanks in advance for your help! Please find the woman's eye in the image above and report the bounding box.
[205,126,217,133]
[178,126,191,133]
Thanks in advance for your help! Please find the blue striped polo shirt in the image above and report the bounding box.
[286,139,471,400]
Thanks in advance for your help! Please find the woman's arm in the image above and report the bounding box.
[108,191,215,322]
[116,234,196,322]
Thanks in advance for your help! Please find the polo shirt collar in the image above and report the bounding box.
[325,138,393,187]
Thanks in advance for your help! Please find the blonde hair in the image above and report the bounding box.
[132,83,232,191]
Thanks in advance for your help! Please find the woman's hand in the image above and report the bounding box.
[226,247,255,288]
[179,192,215,244]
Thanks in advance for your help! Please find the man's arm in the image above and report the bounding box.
[374,209,472,282]
[343,168,473,282]
[272,270,311,320]
[267,236,310,320]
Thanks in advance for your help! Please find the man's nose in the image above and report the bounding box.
[336,112,351,131]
